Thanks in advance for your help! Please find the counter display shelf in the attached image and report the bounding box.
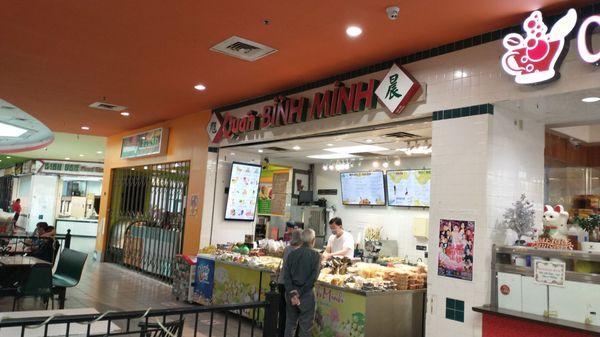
[192,253,426,337]
[314,282,424,337]
[474,245,600,337]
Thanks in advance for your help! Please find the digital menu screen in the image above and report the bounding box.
[387,169,431,207]
[340,171,386,206]
[225,162,262,221]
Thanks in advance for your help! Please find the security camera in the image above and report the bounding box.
[386,6,400,20]
[569,138,582,149]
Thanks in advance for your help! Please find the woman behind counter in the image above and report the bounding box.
[277,229,303,337]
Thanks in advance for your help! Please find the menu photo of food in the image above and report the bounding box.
[340,171,386,206]
[225,162,262,221]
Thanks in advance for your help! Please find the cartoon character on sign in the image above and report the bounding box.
[501,9,577,84]
[542,205,570,240]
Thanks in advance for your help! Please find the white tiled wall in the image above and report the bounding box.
[219,35,600,147]
[426,108,544,337]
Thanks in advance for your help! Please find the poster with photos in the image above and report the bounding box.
[437,219,475,281]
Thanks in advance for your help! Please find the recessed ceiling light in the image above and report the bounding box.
[143,166,148,170]
[120,111,130,117]
[365,139,373,143]
[65,157,70,160]
[326,145,388,154]
[292,145,301,150]
[454,70,468,78]
[79,154,84,157]
[0,121,27,137]
[582,97,600,103]
[307,154,357,160]
[258,149,264,153]
[327,144,333,147]
[346,26,362,37]
[194,84,207,91]
[81,126,90,130]
[97,151,103,154]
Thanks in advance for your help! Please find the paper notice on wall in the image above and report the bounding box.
[270,172,289,216]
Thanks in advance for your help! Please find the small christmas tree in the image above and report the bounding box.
[503,194,536,245]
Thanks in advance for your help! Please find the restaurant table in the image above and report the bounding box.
[0,256,51,297]
[0,308,121,337]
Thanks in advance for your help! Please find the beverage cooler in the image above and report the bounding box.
[171,255,197,302]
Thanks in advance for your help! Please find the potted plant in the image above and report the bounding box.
[574,214,600,252]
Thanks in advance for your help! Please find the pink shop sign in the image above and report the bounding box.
[501,8,599,85]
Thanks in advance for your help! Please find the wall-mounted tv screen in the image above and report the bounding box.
[340,171,386,206]
[225,162,262,221]
[386,169,431,207]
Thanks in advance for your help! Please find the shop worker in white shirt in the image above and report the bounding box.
[322,217,355,260]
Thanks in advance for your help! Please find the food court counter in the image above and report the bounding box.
[192,255,425,337]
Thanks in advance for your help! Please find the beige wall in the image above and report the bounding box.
[96,110,211,255]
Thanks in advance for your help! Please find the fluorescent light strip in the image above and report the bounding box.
[307,154,357,160]
[324,145,388,154]
[0,121,27,137]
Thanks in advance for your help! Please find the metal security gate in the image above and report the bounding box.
[0,175,13,212]
[105,161,189,282]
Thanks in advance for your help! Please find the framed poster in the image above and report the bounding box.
[437,219,475,281]
[120,127,169,159]
[292,169,310,198]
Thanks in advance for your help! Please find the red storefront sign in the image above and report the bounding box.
[217,79,380,141]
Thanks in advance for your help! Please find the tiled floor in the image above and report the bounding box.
[0,261,263,337]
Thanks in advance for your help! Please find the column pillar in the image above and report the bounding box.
[426,104,544,337]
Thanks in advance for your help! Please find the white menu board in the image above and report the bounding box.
[225,162,262,221]
[340,171,386,206]
[387,169,431,207]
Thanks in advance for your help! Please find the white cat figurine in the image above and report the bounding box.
[542,205,569,240]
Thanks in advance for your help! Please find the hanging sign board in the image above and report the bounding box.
[39,160,104,177]
[121,127,169,159]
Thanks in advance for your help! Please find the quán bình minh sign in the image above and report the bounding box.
[219,79,380,141]
[208,65,421,143]
[501,8,600,85]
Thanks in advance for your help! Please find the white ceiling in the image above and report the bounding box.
[552,124,600,144]
[0,98,54,153]
[227,121,432,163]
[12,132,106,162]
[496,88,600,128]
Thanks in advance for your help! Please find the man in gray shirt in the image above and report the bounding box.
[283,229,321,337]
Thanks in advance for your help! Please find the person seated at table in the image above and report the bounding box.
[25,222,56,262]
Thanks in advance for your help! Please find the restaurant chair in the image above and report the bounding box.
[13,263,54,310]
[138,319,184,337]
[52,249,87,309]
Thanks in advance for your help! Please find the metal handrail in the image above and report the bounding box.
[0,302,266,327]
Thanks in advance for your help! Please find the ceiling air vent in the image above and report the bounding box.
[89,102,127,112]
[263,147,288,152]
[386,132,420,139]
[210,36,277,62]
